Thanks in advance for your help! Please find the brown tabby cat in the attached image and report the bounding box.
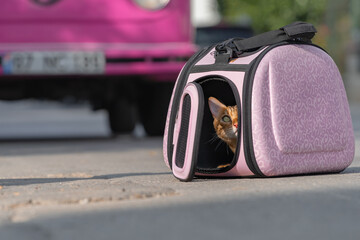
[208,97,238,168]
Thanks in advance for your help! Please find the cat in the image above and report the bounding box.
[208,97,238,168]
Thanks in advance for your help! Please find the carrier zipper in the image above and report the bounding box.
[167,46,215,169]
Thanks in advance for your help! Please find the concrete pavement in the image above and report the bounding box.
[0,101,359,240]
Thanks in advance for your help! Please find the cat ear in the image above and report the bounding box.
[208,97,226,119]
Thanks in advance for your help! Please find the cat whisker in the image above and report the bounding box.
[215,139,224,151]
[207,133,219,144]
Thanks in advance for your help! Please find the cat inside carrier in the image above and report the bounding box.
[174,76,239,175]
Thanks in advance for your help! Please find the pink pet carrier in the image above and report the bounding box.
[163,22,355,181]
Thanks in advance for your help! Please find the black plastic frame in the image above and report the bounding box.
[194,75,242,174]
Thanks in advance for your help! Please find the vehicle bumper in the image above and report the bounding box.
[0,42,196,80]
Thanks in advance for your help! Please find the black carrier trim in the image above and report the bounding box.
[167,46,215,169]
[191,64,249,73]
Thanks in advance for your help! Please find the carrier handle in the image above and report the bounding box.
[216,22,317,56]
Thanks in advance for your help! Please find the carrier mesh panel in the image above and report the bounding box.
[175,94,191,168]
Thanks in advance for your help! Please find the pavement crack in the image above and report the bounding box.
[2,188,177,210]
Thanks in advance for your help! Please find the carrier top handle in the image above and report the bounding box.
[215,22,317,62]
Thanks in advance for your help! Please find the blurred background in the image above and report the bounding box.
[0,0,359,139]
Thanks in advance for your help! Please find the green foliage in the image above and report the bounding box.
[217,0,352,72]
[218,0,328,33]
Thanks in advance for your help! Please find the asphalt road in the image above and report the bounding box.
[0,100,359,240]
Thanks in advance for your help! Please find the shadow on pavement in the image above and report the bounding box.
[0,136,114,143]
[0,172,170,187]
[342,166,360,174]
[0,136,163,156]
[1,187,359,240]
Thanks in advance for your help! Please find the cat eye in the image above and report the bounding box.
[222,115,231,122]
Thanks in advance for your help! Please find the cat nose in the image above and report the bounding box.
[233,123,238,128]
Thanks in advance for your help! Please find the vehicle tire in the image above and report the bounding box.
[139,82,174,136]
[107,98,137,135]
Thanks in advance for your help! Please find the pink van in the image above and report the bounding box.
[0,0,196,135]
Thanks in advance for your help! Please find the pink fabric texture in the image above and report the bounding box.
[195,48,216,65]
[251,45,354,176]
[230,48,267,65]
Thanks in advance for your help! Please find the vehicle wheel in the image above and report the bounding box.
[139,82,174,136]
[107,98,137,135]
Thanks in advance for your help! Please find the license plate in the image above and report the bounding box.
[2,51,105,75]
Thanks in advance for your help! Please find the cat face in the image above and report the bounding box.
[208,97,238,143]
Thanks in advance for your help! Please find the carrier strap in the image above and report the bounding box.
[216,22,317,57]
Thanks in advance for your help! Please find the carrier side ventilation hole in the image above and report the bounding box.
[175,94,191,168]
